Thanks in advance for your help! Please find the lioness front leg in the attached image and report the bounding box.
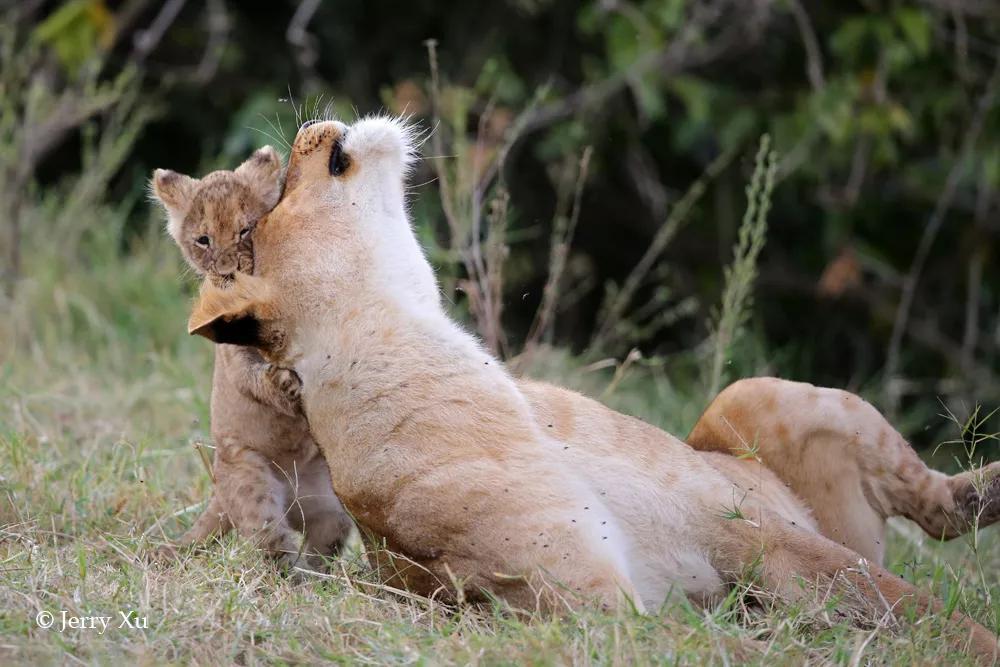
[689,377,1000,563]
[287,459,354,565]
[378,470,645,615]
[215,445,303,569]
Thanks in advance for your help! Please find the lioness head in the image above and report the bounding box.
[188,115,437,357]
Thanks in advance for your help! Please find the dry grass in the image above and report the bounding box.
[1,230,998,665]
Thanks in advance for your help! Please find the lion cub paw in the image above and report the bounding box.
[264,365,302,413]
[266,365,301,400]
[146,543,180,563]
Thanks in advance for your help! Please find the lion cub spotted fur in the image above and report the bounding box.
[151,147,352,567]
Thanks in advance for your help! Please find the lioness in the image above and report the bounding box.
[187,116,999,661]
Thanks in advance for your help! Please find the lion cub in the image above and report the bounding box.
[151,147,353,567]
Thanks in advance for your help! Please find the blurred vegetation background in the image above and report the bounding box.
[3,0,1000,454]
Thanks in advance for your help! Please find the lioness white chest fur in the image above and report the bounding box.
[189,117,997,660]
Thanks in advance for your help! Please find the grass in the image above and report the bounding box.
[1,227,999,665]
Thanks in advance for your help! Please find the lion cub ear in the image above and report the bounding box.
[188,274,277,348]
[150,169,199,242]
[236,146,283,209]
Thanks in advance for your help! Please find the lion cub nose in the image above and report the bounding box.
[214,255,238,276]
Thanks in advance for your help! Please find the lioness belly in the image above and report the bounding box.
[518,379,817,608]
[540,436,728,608]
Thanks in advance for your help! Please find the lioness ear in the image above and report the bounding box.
[188,274,277,348]
[236,146,283,209]
[150,169,199,242]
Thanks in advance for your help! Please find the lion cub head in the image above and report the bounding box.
[151,146,282,280]
[188,116,436,355]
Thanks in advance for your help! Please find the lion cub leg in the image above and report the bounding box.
[215,445,303,569]
[176,492,233,546]
[152,492,232,560]
[234,348,303,418]
[689,377,1000,562]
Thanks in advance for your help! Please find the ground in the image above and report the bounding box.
[1,234,997,665]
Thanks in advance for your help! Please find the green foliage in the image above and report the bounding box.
[3,0,999,451]
[706,135,777,397]
[33,0,114,75]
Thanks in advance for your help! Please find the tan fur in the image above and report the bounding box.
[153,146,281,278]
[688,377,1000,564]
[187,118,998,662]
[152,151,352,567]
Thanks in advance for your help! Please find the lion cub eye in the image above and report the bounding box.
[239,226,252,240]
[195,235,211,248]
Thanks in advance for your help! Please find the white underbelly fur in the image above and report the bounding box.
[545,440,728,609]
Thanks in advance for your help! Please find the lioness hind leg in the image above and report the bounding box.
[689,377,1000,561]
[710,511,999,664]
[924,463,1000,539]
